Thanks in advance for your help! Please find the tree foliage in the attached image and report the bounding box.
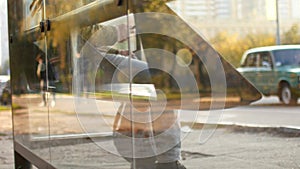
[137,0,172,13]
[210,24,300,67]
[282,24,300,45]
[210,32,275,67]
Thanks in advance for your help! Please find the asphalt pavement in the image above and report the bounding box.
[0,96,300,169]
[0,109,13,169]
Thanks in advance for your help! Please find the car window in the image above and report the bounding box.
[273,49,300,66]
[243,53,258,67]
[258,52,272,68]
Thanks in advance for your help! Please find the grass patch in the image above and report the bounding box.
[0,105,11,111]
[0,133,7,136]
[0,104,23,111]
[11,104,23,110]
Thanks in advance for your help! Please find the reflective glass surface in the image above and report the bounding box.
[8,0,266,168]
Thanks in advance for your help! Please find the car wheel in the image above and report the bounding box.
[279,83,297,105]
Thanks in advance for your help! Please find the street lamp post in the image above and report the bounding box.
[276,0,281,45]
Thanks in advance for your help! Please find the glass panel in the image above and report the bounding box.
[9,0,52,164]
[23,0,43,30]
[122,3,262,168]
[46,6,132,169]
[47,0,98,18]
[9,0,267,168]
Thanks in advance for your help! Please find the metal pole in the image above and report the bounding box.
[126,1,136,168]
[276,0,281,45]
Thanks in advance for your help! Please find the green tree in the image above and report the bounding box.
[210,32,241,67]
[282,24,300,45]
[135,0,172,13]
[210,32,275,67]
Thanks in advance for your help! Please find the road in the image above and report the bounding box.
[1,96,300,169]
[191,96,300,129]
[42,95,300,132]
[5,95,300,136]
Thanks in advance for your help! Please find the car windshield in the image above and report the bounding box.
[273,49,300,66]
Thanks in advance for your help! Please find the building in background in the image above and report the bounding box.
[291,0,300,19]
[172,0,300,39]
[174,0,231,18]
[0,1,9,68]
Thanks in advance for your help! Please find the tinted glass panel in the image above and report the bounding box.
[8,0,263,168]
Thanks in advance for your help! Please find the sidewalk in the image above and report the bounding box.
[181,126,300,169]
[1,108,300,169]
[0,109,14,169]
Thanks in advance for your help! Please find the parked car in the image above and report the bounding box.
[0,80,11,105]
[237,45,300,105]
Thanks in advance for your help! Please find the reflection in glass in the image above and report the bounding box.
[8,0,262,168]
